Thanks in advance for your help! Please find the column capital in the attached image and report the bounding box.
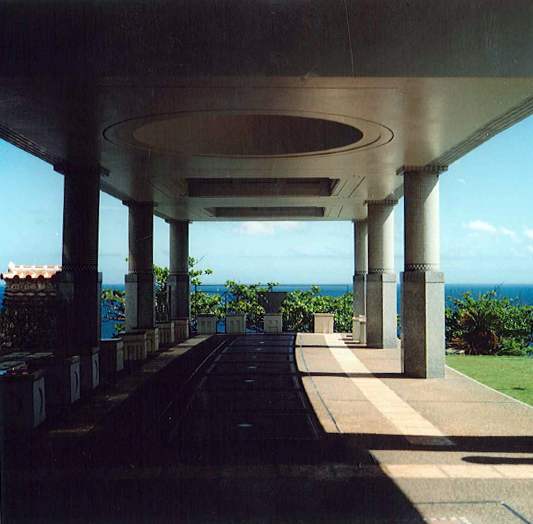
[365,199,398,206]
[396,165,448,176]
[54,162,109,177]
[352,218,368,224]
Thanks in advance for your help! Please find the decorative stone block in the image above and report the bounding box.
[157,322,175,345]
[197,314,217,334]
[121,331,148,361]
[144,327,160,353]
[2,369,46,429]
[226,313,246,334]
[174,318,189,340]
[45,356,81,405]
[100,338,124,374]
[264,313,283,334]
[314,313,334,334]
[80,347,99,393]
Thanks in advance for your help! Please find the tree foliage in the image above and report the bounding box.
[101,264,354,335]
[445,291,533,355]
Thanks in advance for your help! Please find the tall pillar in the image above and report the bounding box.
[55,163,102,355]
[400,166,447,378]
[366,200,398,348]
[167,220,190,321]
[353,220,368,318]
[124,201,155,331]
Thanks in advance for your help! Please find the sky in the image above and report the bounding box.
[0,115,532,285]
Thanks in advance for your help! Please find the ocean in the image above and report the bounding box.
[2,283,533,340]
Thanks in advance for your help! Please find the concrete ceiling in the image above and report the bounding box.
[1,1,533,222]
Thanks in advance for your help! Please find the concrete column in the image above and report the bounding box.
[124,201,155,331]
[54,163,102,355]
[353,220,368,318]
[400,166,447,378]
[366,200,397,348]
[167,220,190,321]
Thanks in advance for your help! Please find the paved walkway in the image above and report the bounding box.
[4,333,533,523]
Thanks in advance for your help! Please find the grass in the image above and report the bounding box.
[446,354,533,407]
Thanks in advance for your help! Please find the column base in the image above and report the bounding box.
[366,273,397,348]
[157,322,175,346]
[173,318,189,341]
[100,338,124,374]
[122,331,148,361]
[401,271,445,378]
[80,347,99,393]
[125,273,155,332]
[353,274,367,318]
[167,273,190,320]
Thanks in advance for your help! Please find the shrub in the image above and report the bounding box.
[445,291,533,355]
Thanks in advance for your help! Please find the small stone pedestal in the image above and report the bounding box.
[174,318,189,341]
[226,313,246,334]
[197,314,217,334]
[314,313,334,334]
[45,356,81,405]
[100,338,124,375]
[264,313,283,333]
[121,331,148,361]
[2,369,46,429]
[352,315,367,343]
[80,347,99,393]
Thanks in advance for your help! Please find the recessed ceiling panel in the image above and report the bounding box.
[104,110,393,158]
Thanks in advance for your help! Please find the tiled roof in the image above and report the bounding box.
[1,262,61,280]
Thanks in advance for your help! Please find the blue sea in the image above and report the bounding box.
[2,283,533,339]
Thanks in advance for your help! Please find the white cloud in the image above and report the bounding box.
[233,221,301,235]
[526,245,533,254]
[462,220,497,233]
[499,227,517,239]
[525,229,533,240]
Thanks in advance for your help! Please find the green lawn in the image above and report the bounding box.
[446,355,533,407]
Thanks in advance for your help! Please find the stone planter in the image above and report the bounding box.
[314,313,334,334]
[226,313,246,334]
[197,314,217,334]
[264,313,283,334]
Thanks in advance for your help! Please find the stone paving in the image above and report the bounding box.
[4,333,533,523]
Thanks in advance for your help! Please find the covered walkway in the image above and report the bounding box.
[5,334,533,523]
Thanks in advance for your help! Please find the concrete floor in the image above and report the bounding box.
[3,333,533,523]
